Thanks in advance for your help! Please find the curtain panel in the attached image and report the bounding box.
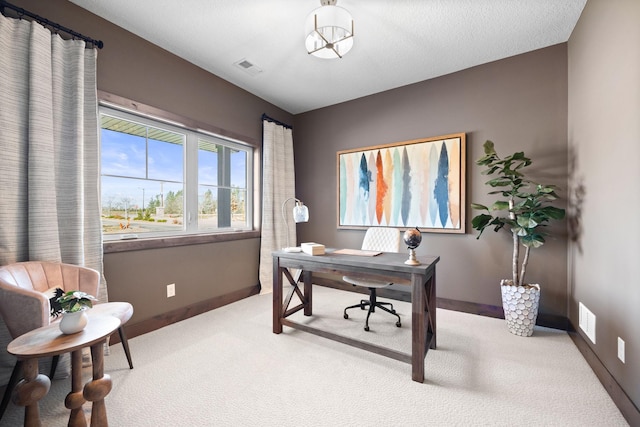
[259,120,296,294]
[0,13,104,384]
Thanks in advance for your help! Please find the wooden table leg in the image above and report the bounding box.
[12,358,50,427]
[273,256,283,334]
[303,270,313,316]
[83,341,112,427]
[65,350,87,427]
[428,272,437,349]
[411,273,426,383]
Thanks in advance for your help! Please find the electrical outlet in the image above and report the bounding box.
[618,337,625,363]
[167,283,176,298]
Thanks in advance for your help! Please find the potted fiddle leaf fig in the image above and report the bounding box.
[471,140,565,336]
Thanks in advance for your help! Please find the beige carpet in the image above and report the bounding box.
[0,286,629,426]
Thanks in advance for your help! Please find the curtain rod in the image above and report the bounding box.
[0,0,104,49]
[261,113,292,130]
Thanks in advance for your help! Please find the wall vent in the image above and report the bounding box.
[579,302,596,344]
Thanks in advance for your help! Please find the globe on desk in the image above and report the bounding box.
[403,227,422,265]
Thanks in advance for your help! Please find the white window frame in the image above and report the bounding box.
[99,105,254,241]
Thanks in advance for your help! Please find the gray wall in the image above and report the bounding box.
[8,0,639,413]
[10,0,294,324]
[568,0,640,409]
[294,45,569,318]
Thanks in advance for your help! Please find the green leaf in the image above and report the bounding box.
[522,234,545,248]
[56,290,96,313]
[513,199,528,210]
[484,166,500,175]
[502,218,517,227]
[470,203,489,211]
[513,226,526,236]
[492,222,506,232]
[492,201,509,211]
[471,214,492,230]
[540,206,566,220]
[537,185,557,194]
[487,178,511,187]
[517,215,539,229]
[483,140,496,155]
[477,156,494,166]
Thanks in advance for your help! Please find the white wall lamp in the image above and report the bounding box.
[281,197,309,252]
[305,0,354,59]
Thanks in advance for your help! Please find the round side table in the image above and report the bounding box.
[8,315,120,427]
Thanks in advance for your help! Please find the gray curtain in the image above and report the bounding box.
[0,14,105,383]
[259,120,296,294]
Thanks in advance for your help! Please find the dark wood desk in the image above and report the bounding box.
[8,315,120,427]
[272,249,439,383]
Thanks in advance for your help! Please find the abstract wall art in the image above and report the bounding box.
[337,133,466,233]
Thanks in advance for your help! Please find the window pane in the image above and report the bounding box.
[148,130,184,182]
[198,140,218,186]
[197,139,249,231]
[102,177,184,235]
[197,186,247,231]
[100,106,253,239]
[198,185,218,231]
[231,188,247,227]
[101,113,185,236]
[230,150,246,188]
[100,128,146,179]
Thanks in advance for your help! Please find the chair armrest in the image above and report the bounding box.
[0,285,50,338]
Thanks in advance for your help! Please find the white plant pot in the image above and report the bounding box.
[59,310,89,334]
[500,280,540,337]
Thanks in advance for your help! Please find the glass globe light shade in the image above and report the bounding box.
[304,5,354,59]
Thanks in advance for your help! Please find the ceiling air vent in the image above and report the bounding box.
[233,58,263,76]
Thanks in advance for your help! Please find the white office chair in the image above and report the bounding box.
[343,227,402,331]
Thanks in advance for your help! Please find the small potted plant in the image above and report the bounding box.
[471,140,565,336]
[51,290,97,334]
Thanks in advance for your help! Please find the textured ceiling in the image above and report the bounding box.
[70,0,587,114]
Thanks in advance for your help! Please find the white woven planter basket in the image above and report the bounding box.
[500,280,540,337]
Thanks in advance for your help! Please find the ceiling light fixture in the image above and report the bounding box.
[304,0,354,59]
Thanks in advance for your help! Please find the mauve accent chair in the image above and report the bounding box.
[0,261,133,420]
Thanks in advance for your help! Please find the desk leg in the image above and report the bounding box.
[65,350,87,427]
[428,272,437,349]
[13,358,50,427]
[303,270,313,316]
[411,270,437,383]
[83,341,112,427]
[411,274,426,383]
[273,257,283,334]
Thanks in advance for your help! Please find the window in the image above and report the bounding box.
[100,106,253,240]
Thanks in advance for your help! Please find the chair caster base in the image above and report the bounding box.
[344,313,349,319]
[364,326,370,332]
[396,321,401,327]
